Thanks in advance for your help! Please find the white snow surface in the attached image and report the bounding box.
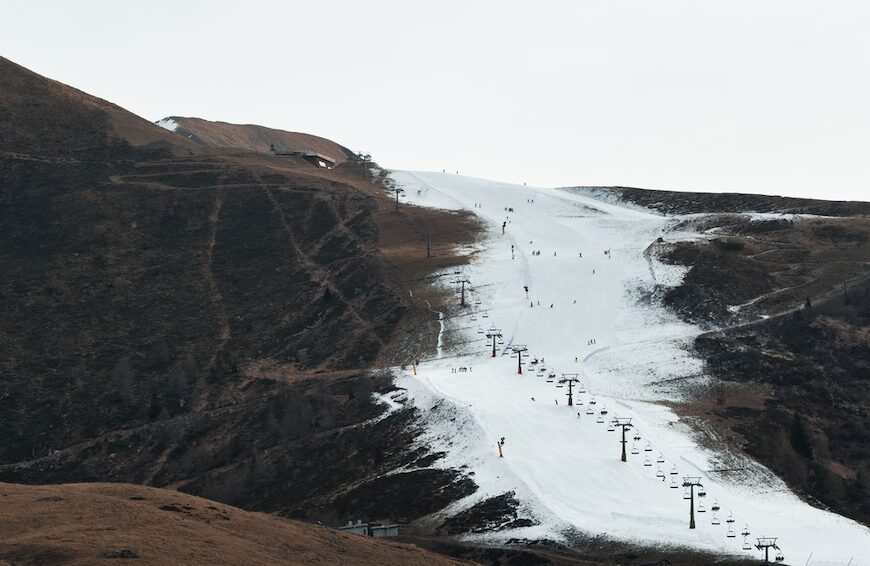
[155,117,179,132]
[388,171,870,565]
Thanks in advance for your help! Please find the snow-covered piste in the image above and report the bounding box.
[389,171,870,565]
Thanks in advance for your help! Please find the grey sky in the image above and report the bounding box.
[3,1,869,200]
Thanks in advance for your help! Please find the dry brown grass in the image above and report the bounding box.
[0,482,474,565]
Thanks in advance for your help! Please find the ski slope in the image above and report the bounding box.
[390,171,870,565]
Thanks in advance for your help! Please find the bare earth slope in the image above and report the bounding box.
[0,482,471,566]
[0,56,196,158]
[0,55,482,540]
[161,116,355,163]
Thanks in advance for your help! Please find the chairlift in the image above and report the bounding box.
[644,455,652,467]
[711,513,720,526]
[656,453,665,464]
[644,441,652,452]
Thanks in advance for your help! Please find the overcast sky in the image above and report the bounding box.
[3,1,869,200]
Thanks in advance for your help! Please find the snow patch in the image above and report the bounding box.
[155,117,180,132]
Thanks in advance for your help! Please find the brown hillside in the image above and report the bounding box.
[161,116,355,163]
[0,55,483,534]
[0,56,196,158]
[0,482,472,565]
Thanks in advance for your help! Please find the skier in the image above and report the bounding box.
[502,221,507,235]
[497,437,506,458]
[554,251,557,256]
[555,399,559,405]
[531,397,536,402]
[524,285,529,296]
[575,356,578,362]
[550,304,553,308]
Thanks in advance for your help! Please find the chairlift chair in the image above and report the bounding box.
[644,441,652,452]
[477,328,485,334]
[577,383,587,393]
[670,465,678,475]
[530,358,538,365]
[470,315,477,321]
[726,526,736,538]
[633,433,641,442]
[547,372,556,379]
[741,524,750,537]
[669,478,678,489]
[683,487,691,500]
[742,537,751,551]
[711,499,720,512]
[697,502,706,513]
[586,406,594,415]
[644,455,652,467]
[631,442,639,455]
[726,512,734,524]
[607,421,615,432]
[482,313,489,318]
[555,384,564,388]
[656,453,665,464]
[697,488,706,498]
[596,414,605,423]
[711,513,720,526]
[656,466,665,479]
[775,551,784,562]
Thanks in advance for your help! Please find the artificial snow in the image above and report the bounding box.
[388,170,870,565]
[155,117,179,132]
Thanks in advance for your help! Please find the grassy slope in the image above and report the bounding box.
[0,482,471,565]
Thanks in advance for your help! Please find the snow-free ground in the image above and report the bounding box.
[389,171,870,565]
